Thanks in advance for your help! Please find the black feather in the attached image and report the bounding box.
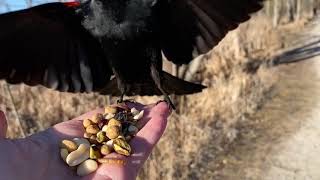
[0,0,264,99]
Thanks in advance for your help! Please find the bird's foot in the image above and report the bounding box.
[116,98,123,104]
[117,98,136,104]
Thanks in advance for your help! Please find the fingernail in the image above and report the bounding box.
[155,102,171,118]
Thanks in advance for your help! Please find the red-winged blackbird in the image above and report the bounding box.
[0,0,263,109]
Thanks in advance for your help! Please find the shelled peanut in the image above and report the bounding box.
[59,104,144,176]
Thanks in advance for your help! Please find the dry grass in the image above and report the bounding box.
[0,11,318,179]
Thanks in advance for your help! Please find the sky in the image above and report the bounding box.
[0,0,70,13]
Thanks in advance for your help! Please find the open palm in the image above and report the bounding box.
[0,102,170,180]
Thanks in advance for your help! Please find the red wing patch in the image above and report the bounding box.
[63,1,81,8]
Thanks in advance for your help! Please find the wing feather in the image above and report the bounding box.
[0,3,111,93]
[159,0,264,64]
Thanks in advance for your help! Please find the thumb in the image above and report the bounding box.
[0,110,7,138]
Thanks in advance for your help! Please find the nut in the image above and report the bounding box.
[128,125,139,135]
[89,135,98,144]
[101,125,108,132]
[76,159,98,176]
[133,110,144,120]
[59,102,145,176]
[100,144,112,155]
[96,131,108,143]
[113,138,131,156]
[91,113,104,124]
[73,138,90,147]
[97,158,126,165]
[83,132,92,138]
[104,113,115,119]
[90,145,102,159]
[83,119,93,128]
[108,118,122,128]
[117,135,126,140]
[60,148,69,162]
[105,139,114,148]
[130,107,139,116]
[66,144,90,166]
[60,140,78,152]
[86,124,100,134]
[106,125,120,139]
[105,106,117,114]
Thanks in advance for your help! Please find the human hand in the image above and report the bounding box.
[0,102,170,180]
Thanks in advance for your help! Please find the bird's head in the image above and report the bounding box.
[81,0,158,39]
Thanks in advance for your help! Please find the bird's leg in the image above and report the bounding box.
[116,83,126,104]
[150,63,176,110]
[112,68,127,104]
[117,91,125,104]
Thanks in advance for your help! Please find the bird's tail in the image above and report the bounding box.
[162,71,206,95]
[100,71,206,96]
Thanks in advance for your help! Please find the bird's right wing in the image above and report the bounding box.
[0,2,112,93]
[158,0,264,65]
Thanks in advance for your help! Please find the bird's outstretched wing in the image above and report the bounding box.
[0,3,111,93]
[159,0,264,64]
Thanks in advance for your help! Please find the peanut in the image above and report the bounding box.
[73,138,90,147]
[105,106,117,114]
[83,119,93,128]
[66,144,90,166]
[104,113,115,119]
[91,113,104,124]
[83,132,92,139]
[86,125,99,134]
[100,144,112,155]
[106,125,120,139]
[89,135,98,144]
[60,140,78,152]
[76,159,98,176]
[60,148,69,162]
[105,139,114,149]
[108,118,122,128]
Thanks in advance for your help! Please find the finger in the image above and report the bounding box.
[127,102,170,170]
[91,102,170,178]
[49,108,104,142]
[0,110,7,138]
[133,102,169,146]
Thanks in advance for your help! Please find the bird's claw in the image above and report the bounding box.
[156,97,176,111]
[117,98,136,104]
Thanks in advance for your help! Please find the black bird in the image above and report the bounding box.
[0,0,263,109]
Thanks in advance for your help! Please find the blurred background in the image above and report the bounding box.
[0,0,320,179]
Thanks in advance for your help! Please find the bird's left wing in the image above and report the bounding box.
[0,2,112,93]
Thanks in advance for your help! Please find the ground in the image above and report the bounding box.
[220,16,320,180]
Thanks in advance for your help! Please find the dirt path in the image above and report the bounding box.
[220,16,320,180]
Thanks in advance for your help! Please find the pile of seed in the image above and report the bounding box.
[59,104,144,176]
